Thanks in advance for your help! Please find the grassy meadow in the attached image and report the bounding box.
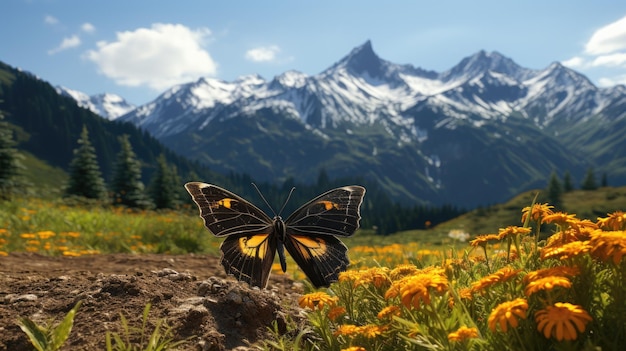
[2,188,626,350]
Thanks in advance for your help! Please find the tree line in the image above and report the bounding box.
[545,169,608,208]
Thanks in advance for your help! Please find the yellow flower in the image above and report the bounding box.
[535,303,592,341]
[588,230,626,265]
[0,251,8,256]
[20,233,36,239]
[470,234,500,248]
[298,292,338,310]
[377,305,401,320]
[389,264,419,280]
[448,326,479,342]
[457,287,473,301]
[357,324,387,338]
[351,267,390,288]
[540,241,591,261]
[37,230,56,239]
[543,212,579,228]
[597,211,626,230]
[524,276,572,296]
[333,324,360,337]
[488,298,528,333]
[524,266,580,284]
[63,250,82,257]
[497,226,531,240]
[327,306,346,322]
[470,267,521,294]
[399,273,448,309]
[521,203,554,223]
[341,347,366,351]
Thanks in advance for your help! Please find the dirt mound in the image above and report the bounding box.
[0,253,306,350]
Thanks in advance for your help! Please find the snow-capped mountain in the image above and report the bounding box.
[121,40,626,137]
[115,41,626,207]
[56,86,135,120]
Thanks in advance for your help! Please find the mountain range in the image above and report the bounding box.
[56,86,135,120]
[65,41,626,207]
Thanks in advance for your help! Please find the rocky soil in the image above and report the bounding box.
[0,253,307,350]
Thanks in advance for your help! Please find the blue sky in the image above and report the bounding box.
[3,1,626,105]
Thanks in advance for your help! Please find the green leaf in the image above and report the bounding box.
[50,301,82,351]
[17,317,48,351]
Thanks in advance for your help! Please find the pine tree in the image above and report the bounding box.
[65,125,108,200]
[110,135,152,208]
[601,173,608,187]
[581,167,598,191]
[0,111,25,199]
[149,154,180,209]
[546,171,562,208]
[562,170,574,192]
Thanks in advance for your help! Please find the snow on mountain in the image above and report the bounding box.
[118,40,626,142]
[56,86,135,120]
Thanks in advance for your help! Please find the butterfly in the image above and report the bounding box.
[184,182,366,288]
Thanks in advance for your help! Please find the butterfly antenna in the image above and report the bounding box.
[251,183,277,217]
[277,186,296,217]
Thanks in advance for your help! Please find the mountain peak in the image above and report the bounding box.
[332,40,386,78]
[442,50,531,82]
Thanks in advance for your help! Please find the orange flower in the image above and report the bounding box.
[488,298,528,333]
[543,212,579,228]
[470,267,521,294]
[448,326,479,342]
[341,347,366,351]
[588,230,626,265]
[389,264,419,281]
[535,303,592,341]
[521,203,554,223]
[334,324,360,337]
[540,241,591,261]
[497,226,531,240]
[398,273,448,309]
[377,305,401,320]
[524,276,572,296]
[327,306,346,322]
[597,211,626,230]
[357,324,387,338]
[298,292,338,310]
[470,234,500,248]
[524,266,580,284]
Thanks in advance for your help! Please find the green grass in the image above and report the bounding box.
[0,197,220,257]
[435,186,626,237]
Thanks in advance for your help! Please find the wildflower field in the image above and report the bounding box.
[1,196,626,350]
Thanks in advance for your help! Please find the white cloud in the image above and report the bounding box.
[585,15,626,55]
[591,53,626,67]
[85,23,217,90]
[44,15,58,25]
[48,35,81,55]
[598,75,626,87]
[245,45,280,62]
[561,56,587,68]
[81,22,96,34]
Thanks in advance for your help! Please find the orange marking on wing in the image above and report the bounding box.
[318,200,340,211]
[291,235,328,258]
[238,234,269,257]
[211,198,237,209]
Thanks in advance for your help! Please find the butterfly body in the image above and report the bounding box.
[185,182,365,288]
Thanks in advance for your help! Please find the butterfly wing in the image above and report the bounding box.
[185,182,276,288]
[184,182,272,237]
[220,232,277,288]
[284,185,365,287]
